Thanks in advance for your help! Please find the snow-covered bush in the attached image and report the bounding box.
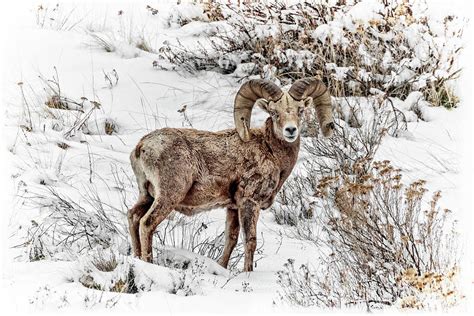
[77,250,138,293]
[74,248,210,296]
[162,3,207,28]
[276,161,459,309]
[169,258,206,296]
[159,0,463,107]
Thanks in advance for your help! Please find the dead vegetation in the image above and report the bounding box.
[78,251,138,294]
[35,3,84,31]
[21,186,127,261]
[276,160,459,309]
[159,0,463,108]
[104,119,118,135]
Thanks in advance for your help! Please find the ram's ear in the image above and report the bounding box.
[255,98,270,111]
[303,97,313,108]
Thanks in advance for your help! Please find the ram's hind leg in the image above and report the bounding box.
[129,151,154,258]
[139,174,192,263]
[218,208,240,269]
[128,193,153,257]
[138,198,173,262]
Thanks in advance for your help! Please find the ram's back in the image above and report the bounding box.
[132,127,260,180]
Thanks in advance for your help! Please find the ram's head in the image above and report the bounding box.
[234,78,335,143]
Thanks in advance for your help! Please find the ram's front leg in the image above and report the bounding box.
[238,199,260,272]
[218,208,240,269]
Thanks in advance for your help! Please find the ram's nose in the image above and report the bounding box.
[285,126,297,135]
[283,124,298,142]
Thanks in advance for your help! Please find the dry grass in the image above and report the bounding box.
[398,267,462,309]
[79,257,138,294]
[56,142,70,150]
[135,37,155,53]
[88,32,116,53]
[104,119,118,135]
[45,95,68,110]
[424,82,460,109]
[91,251,119,272]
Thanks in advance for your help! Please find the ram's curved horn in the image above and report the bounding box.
[288,78,334,137]
[234,79,283,142]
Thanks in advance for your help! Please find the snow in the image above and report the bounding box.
[312,22,349,47]
[0,0,472,314]
[347,0,384,23]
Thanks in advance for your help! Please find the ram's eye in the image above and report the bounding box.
[298,107,305,115]
[270,111,279,119]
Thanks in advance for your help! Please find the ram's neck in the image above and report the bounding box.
[263,118,300,170]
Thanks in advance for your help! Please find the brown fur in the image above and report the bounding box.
[128,80,333,271]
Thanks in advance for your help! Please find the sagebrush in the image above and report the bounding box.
[277,160,459,309]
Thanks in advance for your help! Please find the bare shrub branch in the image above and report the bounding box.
[21,186,127,261]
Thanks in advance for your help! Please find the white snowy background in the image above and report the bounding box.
[0,0,472,314]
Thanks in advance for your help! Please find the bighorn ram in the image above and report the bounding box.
[128,78,334,271]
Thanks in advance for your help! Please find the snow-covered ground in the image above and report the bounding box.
[0,0,472,314]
